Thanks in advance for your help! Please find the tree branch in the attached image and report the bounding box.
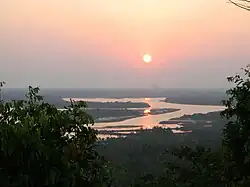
[238,0,250,3]
[229,0,250,11]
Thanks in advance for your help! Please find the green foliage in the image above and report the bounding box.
[163,146,225,187]
[120,65,250,186]
[220,65,250,184]
[3,65,250,187]
[0,81,6,102]
[0,86,111,187]
[158,65,250,186]
[98,119,225,186]
[162,65,250,186]
[160,65,250,186]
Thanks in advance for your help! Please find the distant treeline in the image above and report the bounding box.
[2,93,150,109]
[3,88,226,106]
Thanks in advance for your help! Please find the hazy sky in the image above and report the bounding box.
[0,0,250,88]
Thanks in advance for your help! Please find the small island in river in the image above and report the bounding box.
[92,108,180,123]
[4,94,181,124]
[159,111,226,132]
[38,96,180,123]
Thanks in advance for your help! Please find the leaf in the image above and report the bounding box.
[0,85,106,186]
[49,167,60,184]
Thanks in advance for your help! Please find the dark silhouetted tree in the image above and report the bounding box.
[0,81,6,102]
[0,86,112,187]
[221,65,250,185]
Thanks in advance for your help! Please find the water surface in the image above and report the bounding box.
[66,98,225,135]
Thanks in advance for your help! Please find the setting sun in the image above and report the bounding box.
[143,54,152,63]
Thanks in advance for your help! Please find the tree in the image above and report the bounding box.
[155,66,250,186]
[221,65,250,185]
[229,0,250,11]
[0,81,6,102]
[0,86,111,187]
[158,146,225,187]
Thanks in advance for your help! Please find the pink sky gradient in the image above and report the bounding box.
[0,0,250,88]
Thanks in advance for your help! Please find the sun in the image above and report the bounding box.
[143,54,152,63]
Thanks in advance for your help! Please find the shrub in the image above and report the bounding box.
[0,86,111,187]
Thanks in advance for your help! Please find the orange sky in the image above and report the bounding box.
[0,0,250,88]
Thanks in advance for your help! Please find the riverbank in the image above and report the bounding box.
[97,111,227,139]
[159,99,223,106]
[63,98,150,108]
[158,111,227,132]
[94,108,180,123]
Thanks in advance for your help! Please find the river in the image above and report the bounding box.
[64,97,225,138]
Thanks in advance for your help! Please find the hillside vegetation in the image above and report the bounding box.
[1,66,250,186]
